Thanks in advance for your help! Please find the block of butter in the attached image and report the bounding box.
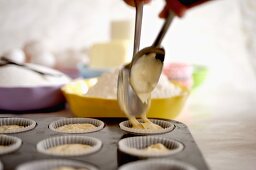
[88,40,131,68]
[111,20,133,40]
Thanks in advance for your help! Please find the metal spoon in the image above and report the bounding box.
[117,1,147,123]
[130,12,175,103]
[0,57,63,77]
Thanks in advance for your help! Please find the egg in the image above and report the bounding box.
[3,49,26,63]
[30,51,56,67]
[23,40,48,62]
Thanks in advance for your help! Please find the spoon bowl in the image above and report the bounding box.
[130,47,165,101]
[117,65,150,117]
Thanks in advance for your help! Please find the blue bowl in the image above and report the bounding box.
[77,64,110,79]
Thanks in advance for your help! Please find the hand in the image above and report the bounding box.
[124,0,210,18]
[123,0,151,7]
[160,0,188,18]
[160,0,210,18]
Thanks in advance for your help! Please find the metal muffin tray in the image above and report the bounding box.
[0,115,209,170]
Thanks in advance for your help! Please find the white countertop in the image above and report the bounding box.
[176,87,256,170]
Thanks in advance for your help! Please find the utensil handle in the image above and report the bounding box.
[0,57,62,77]
[133,1,143,56]
[153,12,174,47]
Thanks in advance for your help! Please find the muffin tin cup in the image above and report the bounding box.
[0,135,22,155]
[0,160,2,170]
[119,119,175,135]
[0,117,36,134]
[118,136,184,158]
[16,159,98,170]
[118,159,197,170]
[36,135,102,157]
[49,118,104,134]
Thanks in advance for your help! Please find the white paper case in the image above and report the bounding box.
[118,159,197,170]
[0,135,22,155]
[118,136,183,157]
[16,159,98,170]
[119,119,175,135]
[0,117,36,133]
[37,135,102,156]
[49,118,104,133]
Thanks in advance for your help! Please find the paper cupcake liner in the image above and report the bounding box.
[0,160,2,170]
[0,117,37,134]
[118,136,183,158]
[16,159,98,170]
[0,135,22,155]
[119,119,175,135]
[118,159,197,170]
[37,135,102,156]
[49,118,104,134]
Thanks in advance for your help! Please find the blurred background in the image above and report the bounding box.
[1,1,256,169]
[0,0,256,93]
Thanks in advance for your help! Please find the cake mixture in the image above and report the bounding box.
[130,143,169,154]
[55,124,96,133]
[0,125,24,133]
[46,144,92,155]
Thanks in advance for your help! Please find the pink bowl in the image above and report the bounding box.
[0,85,65,112]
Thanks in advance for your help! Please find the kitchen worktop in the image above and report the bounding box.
[1,85,256,170]
[176,86,256,170]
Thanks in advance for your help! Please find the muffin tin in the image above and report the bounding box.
[0,116,209,170]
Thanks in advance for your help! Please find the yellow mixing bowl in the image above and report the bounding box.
[62,79,189,119]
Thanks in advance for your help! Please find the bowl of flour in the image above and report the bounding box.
[62,69,189,119]
[0,63,70,111]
